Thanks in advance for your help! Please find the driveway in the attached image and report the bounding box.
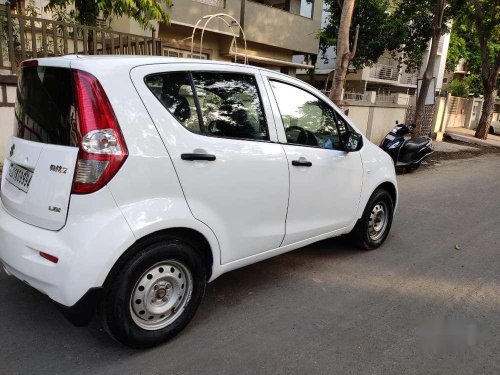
[1,154,500,375]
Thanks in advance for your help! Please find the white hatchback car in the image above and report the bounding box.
[490,120,500,135]
[0,56,397,348]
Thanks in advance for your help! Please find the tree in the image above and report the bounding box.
[45,0,171,29]
[471,0,499,139]
[447,0,499,139]
[320,0,454,121]
[320,0,395,70]
[321,0,401,105]
[327,0,358,106]
[413,0,446,136]
[390,0,457,136]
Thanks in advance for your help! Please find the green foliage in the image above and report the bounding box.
[464,74,484,96]
[389,0,459,73]
[319,0,460,72]
[446,0,499,90]
[319,0,396,69]
[45,0,171,29]
[448,79,469,97]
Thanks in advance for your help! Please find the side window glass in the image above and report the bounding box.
[144,73,201,133]
[332,110,350,139]
[269,80,343,150]
[192,72,269,141]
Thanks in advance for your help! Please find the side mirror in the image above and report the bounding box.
[343,131,363,152]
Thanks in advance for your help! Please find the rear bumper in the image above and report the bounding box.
[54,287,103,326]
[0,186,135,314]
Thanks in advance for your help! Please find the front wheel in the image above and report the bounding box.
[101,237,207,348]
[350,189,394,250]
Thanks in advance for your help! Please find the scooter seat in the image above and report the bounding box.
[405,137,429,151]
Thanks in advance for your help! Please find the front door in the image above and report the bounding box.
[264,75,363,246]
[132,64,289,264]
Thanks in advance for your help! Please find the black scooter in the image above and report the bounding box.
[380,122,433,172]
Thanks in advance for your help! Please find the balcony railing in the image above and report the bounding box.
[376,94,395,103]
[344,92,369,102]
[368,63,399,81]
[0,5,161,73]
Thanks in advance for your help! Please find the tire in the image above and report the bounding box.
[350,188,394,250]
[405,161,421,173]
[100,236,207,348]
[489,127,495,135]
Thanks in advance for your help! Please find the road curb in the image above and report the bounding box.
[445,132,500,149]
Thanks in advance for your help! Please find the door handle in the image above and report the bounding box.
[181,153,216,161]
[291,160,312,167]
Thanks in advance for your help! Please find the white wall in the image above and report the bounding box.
[346,103,407,145]
[0,108,15,162]
[0,84,16,162]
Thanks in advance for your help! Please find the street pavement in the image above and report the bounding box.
[1,153,500,375]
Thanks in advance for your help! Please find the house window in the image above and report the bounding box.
[192,0,226,7]
[163,48,184,58]
[187,53,208,60]
[299,0,314,18]
[163,48,209,60]
[251,0,314,18]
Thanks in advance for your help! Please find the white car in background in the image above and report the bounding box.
[489,120,500,135]
[0,56,397,348]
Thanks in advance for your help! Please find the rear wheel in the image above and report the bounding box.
[489,127,495,135]
[405,161,421,173]
[350,189,394,250]
[101,237,206,348]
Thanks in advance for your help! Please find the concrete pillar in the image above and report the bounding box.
[366,91,377,104]
[365,106,375,139]
[434,94,451,141]
[463,97,475,129]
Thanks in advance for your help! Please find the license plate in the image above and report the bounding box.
[6,163,33,193]
[386,134,395,141]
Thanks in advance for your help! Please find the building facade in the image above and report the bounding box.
[8,0,323,75]
[153,0,322,75]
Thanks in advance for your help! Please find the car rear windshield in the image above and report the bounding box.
[15,66,78,146]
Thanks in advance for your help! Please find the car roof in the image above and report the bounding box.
[32,55,292,80]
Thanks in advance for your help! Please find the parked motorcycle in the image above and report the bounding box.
[380,122,433,172]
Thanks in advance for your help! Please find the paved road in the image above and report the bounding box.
[1,154,500,375]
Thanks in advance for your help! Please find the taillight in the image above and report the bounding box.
[21,59,38,68]
[72,70,128,194]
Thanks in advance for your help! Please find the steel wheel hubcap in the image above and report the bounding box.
[130,260,193,331]
[368,202,388,241]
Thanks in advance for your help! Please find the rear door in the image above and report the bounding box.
[131,64,289,264]
[1,64,79,230]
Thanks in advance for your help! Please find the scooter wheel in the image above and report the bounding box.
[405,162,421,173]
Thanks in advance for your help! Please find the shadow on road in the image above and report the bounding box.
[0,236,361,355]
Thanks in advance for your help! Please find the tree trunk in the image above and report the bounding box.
[308,54,318,86]
[472,0,500,140]
[329,0,356,106]
[75,0,98,54]
[474,76,498,139]
[413,0,445,137]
